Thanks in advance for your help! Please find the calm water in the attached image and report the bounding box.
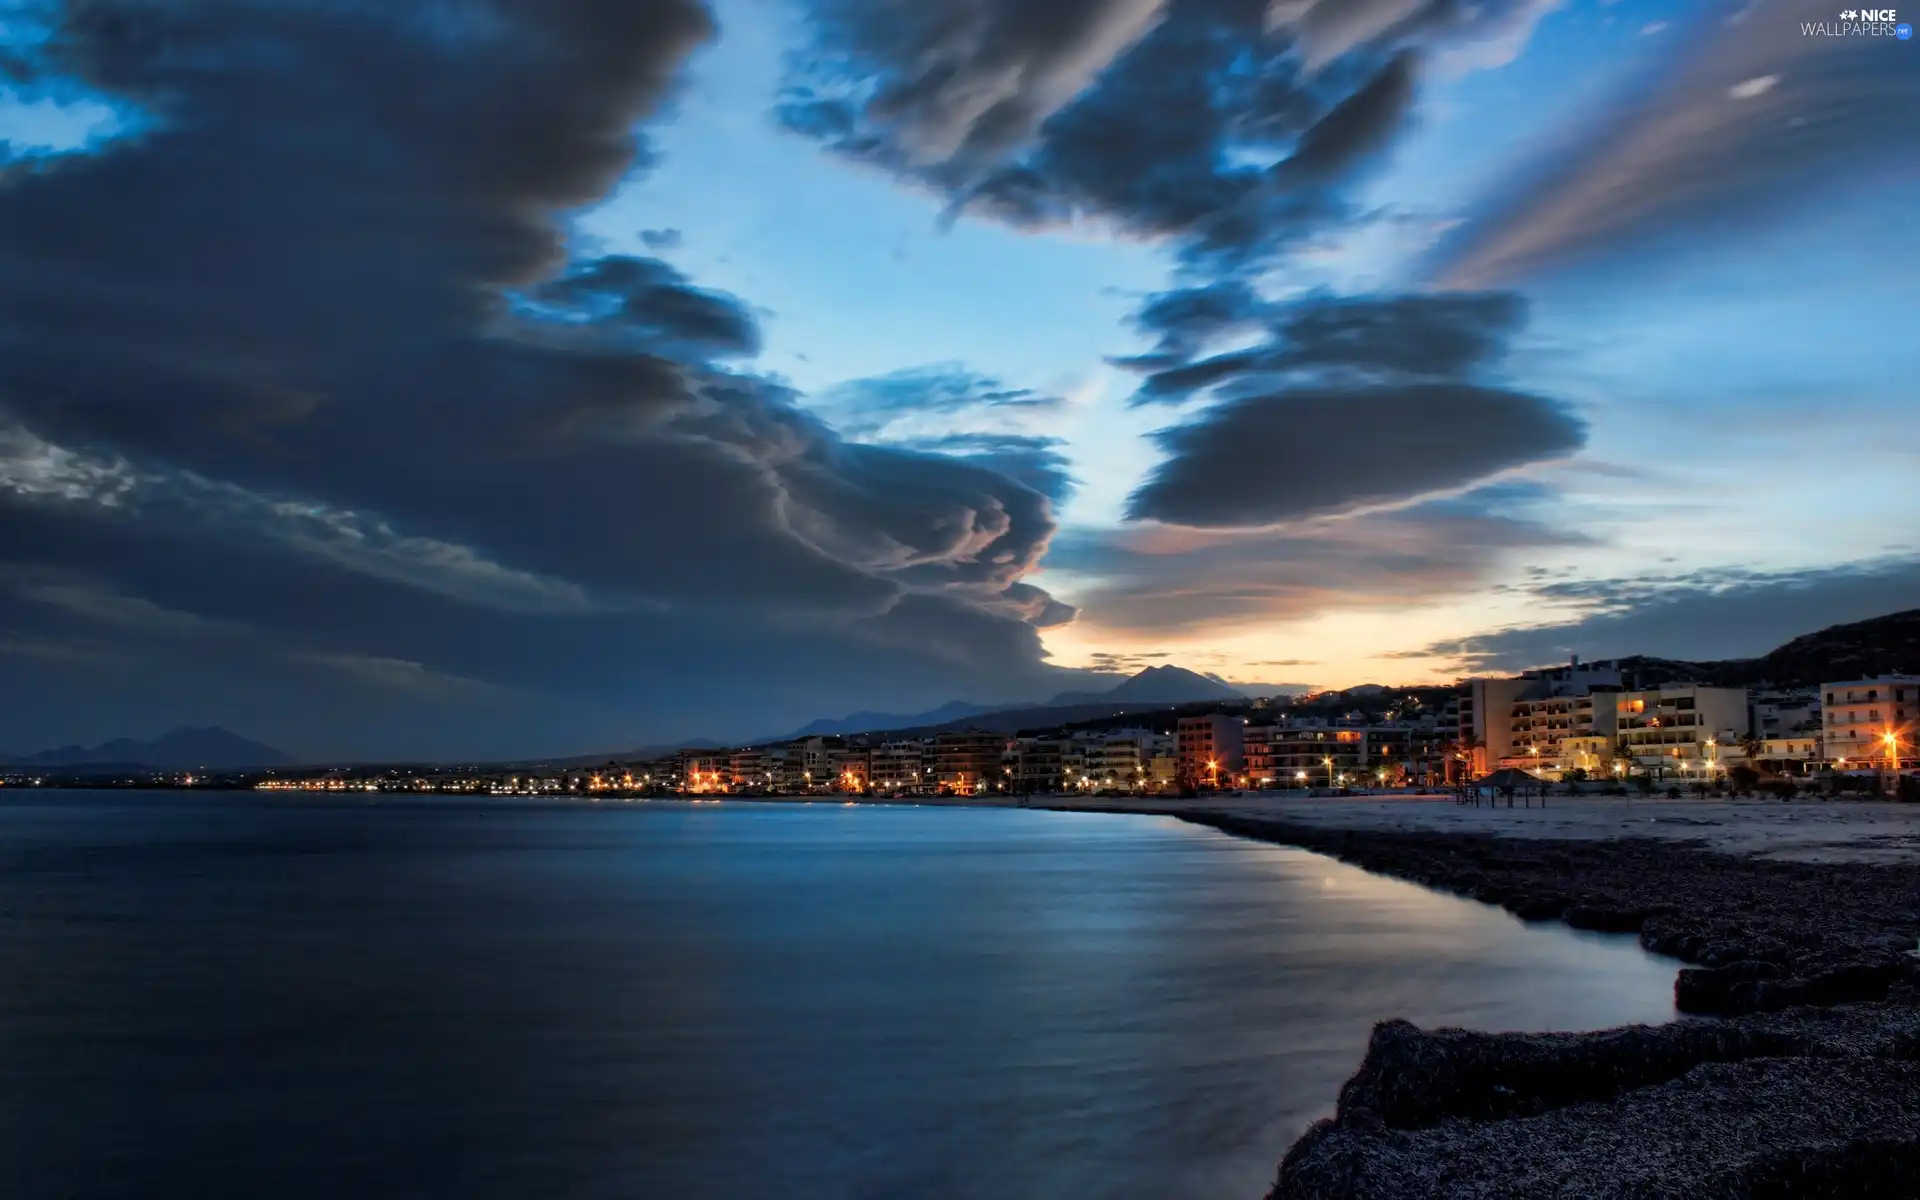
[0,792,1677,1199]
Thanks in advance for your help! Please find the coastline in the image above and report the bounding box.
[683,788,1920,1191]
[1151,801,1920,1197]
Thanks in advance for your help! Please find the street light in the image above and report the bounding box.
[1323,756,1335,789]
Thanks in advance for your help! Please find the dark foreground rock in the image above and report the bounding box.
[1174,812,1920,1199]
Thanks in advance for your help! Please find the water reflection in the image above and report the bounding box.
[0,796,1675,1199]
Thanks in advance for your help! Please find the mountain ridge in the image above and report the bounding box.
[2,727,293,770]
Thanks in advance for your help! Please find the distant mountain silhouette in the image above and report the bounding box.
[752,665,1245,745]
[3,727,292,770]
[1610,608,1920,689]
[1048,665,1245,707]
[784,699,1007,739]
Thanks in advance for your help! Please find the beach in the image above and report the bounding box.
[1104,794,1920,1197]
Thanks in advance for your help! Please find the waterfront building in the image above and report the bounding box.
[1613,686,1750,777]
[1090,729,1164,789]
[1754,736,1820,773]
[1148,750,1179,793]
[728,747,769,791]
[829,745,871,792]
[1821,676,1917,767]
[934,730,1007,795]
[1457,676,1529,776]
[1176,714,1244,789]
[681,747,730,793]
[1011,736,1064,793]
[871,740,928,793]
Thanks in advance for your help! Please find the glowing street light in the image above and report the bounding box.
[1323,756,1335,789]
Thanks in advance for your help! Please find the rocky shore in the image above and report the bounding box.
[1177,811,1920,1199]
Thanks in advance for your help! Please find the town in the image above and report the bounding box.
[36,664,1903,802]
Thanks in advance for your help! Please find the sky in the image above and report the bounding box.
[1,0,1916,761]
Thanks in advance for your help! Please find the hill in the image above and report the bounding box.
[1048,665,1244,707]
[3,727,292,770]
[1608,608,1920,689]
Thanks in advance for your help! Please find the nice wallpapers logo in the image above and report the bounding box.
[1806,7,1913,36]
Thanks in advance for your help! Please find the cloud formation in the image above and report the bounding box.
[782,0,1562,266]
[1054,488,1591,635]
[0,0,1093,757]
[1118,290,1583,527]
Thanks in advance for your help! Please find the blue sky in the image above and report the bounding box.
[2,0,1916,758]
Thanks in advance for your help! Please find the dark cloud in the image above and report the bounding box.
[1128,381,1583,527]
[892,433,1079,503]
[522,254,761,358]
[0,0,1085,757]
[1052,492,1592,635]
[782,0,1561,265]
[1413,558,1920,675]
[1429,0,1920,287]
[640,226,684,251]
[1118,290,1581,527]
[1126,289,1528,403]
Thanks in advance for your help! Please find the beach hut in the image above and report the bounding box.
[1471,766,1547,808]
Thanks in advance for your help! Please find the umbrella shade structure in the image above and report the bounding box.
[1478,767,1544,789]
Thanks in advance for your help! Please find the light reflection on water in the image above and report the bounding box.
[0,794,1676,1199]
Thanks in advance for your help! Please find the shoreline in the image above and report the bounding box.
[1154,805,1920,1197]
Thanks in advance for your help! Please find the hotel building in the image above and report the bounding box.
[1822,676,1917,766]
[1176,714,1244,788]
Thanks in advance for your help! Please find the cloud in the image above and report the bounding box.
[1127,380,1583,526]
[781,0,1562,267]
[1430,0,1920,286]
[1053,490,1591,634]
[893,433,1080,503]
[0,0,1089,758]
[1124,289,1528,403]
[1412,557,1920,673]
[1117,290,1583,527]
[640,226,684,251]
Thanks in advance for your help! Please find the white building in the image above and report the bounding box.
[1614,686,1750,777]
[1821,676,1917,766]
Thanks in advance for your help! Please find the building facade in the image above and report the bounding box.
[1614,686,1750,776]
[1176,714,1244,789]
[1822,676,1916,767]
[934,730,1007,795]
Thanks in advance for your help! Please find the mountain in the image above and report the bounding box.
[2,727,292,770]
[1047,665,1243,707]
[1611,608,1920,689]
[784,699,1007,739]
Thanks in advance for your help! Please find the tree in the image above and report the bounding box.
[1728,764,1761,797]
[1634,771,1656,796]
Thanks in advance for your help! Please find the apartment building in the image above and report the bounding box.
[728,747,769,790]
[1822,676,1917,765]
[870,741,927,792]
[934,730,1007,795]
[1614,686,1750,775]
[829,746,871,791]
[681,747,730,793]
[1502,692,1620,775]
[1176,714,1244,788]
[1457,676,1530,775]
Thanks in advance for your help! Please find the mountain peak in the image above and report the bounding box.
[3,727,292,770]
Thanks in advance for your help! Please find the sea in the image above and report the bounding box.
[0,791,1678,1199]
